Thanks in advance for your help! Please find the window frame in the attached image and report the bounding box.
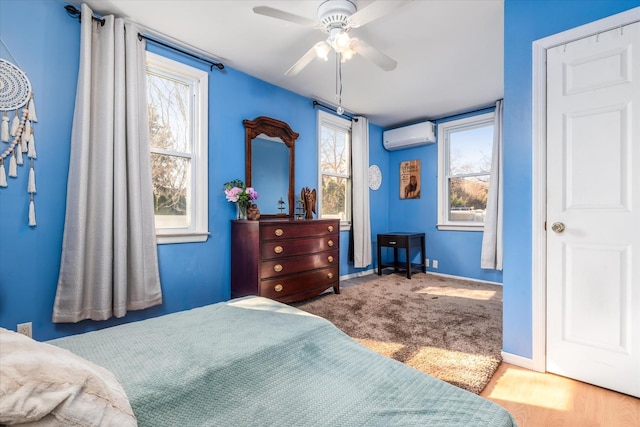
[146,51,209,244]
[317,110,352,230]
[437,112,494,231]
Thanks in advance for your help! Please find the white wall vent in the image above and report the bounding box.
[383,121,436,151]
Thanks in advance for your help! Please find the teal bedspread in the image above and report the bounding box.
[50,297,516,426]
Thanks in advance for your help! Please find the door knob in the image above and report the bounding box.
[551,222,565,233]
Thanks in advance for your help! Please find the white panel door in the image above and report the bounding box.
[546,21,640,398]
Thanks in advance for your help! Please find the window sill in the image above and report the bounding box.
[156,231,209,244]
[436,224,484,232]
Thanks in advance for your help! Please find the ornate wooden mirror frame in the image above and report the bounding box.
[244,116,299,218]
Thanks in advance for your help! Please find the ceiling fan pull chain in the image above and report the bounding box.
[335,51,339,101]
[335,52,344,115]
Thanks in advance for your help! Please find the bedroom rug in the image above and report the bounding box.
[291,272,503,394]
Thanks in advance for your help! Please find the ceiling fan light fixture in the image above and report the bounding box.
[331,30,352,52]
[341,46,355,62]
[314,41,331,61]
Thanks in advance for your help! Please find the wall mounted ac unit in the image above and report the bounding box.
[383,121,436,151]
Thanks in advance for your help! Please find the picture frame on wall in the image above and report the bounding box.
[400,160,421,199]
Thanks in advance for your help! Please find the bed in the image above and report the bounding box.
[1,296,516,426]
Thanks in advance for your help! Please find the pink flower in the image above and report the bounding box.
[225,187,242,202]
[246,187,259,201]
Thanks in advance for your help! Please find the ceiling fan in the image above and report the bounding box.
[253,0,410,76]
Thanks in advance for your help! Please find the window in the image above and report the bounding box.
[437,112,494,231]
[318,111,351,227]
[146,52,208,244]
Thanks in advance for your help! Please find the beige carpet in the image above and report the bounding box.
[292,272,503,394]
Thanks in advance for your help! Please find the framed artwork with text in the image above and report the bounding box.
[400,160,420,199]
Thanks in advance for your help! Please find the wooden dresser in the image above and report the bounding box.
[231,219,340,303]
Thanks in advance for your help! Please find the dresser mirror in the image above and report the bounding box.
[244,116,299,217]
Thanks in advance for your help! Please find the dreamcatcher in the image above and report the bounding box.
[1,38,38,226]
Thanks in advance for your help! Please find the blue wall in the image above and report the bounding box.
[501,0,640,358]
[386,108,503,285]
[8,0,633,352]
[0,0,382,341]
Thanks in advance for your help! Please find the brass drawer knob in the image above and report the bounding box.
[328,225,334,232]
[274,284,283,292]
[328,256,334,263]
[327,272,334,279]
[327,239,334,247]
[274,264,283,272]
[274,228,284,237]
[274,245,283,254]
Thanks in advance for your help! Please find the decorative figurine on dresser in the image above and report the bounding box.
[246,203,260,221]
[231,116,340,303]
[301,187,317,220]
[295,198,305,220]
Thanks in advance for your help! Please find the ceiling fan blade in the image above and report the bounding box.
[351,39,397,71]
[285,42,325,77]
[349,0,412,28]
[253,6,317,27]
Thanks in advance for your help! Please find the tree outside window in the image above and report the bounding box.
[437,112,494,230]
[318,111,351,223]
[146,52,208,243]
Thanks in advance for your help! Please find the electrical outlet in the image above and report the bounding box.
[425,258,430,267]
[432,260,439,269]
[17,322,32,338]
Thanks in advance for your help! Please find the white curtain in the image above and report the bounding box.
[53,4,162,322]
[351,116,372,268]
[481,100,504,270]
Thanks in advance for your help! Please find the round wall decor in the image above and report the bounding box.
[0,58,32,111]
[0,52,38,226]
[368,164,382,190]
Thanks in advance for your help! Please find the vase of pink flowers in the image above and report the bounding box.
[223,179,258,220]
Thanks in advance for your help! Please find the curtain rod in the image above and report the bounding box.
[64,5,224,71]
[432,99,502,122]
[64,4,104,26]
[137,34,224,71]
[312,100,358,122]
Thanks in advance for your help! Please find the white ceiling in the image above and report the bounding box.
[67,0,504,128]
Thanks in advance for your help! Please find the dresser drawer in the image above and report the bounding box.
[261,221,338,241]
[377,234,408,247]
[260,266,339,299]
[261,236,338,260]
[260,251,339,279]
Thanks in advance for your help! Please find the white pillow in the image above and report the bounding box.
[0,328,137,426]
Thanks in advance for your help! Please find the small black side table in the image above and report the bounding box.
[377,232,426,279]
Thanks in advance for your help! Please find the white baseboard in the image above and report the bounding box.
[501,351,540,371]
[340,269,502,285]
[339,269,376,281]
[426,271,503,286]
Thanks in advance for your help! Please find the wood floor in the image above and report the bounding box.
[481,363,640,426]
